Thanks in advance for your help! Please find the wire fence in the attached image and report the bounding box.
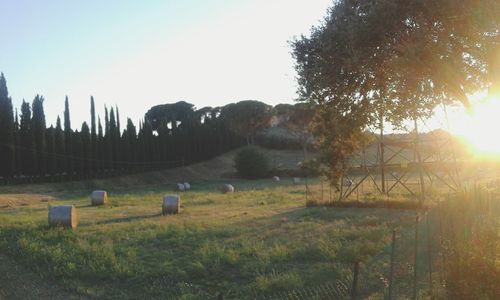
[261,184,500,300]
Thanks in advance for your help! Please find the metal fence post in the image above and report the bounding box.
[413,215,420,300]
[351,261,360,300]
[426,213,433,298]
[388,230,396,300]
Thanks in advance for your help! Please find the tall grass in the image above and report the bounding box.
[440,187,500,299]
[0,182,416,299]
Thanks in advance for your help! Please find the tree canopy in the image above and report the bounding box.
[221,100,272,145]
[293,0,499,123]
[292,0,500,184]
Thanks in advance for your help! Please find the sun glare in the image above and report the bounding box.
[454,95,500,157]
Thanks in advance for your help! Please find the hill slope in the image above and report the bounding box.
[0,147,307,200]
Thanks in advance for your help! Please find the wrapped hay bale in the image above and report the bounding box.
[183,182,191,190]
[272,176,280,182]
[293,177,301,184]
[91,190,108,206]
[162,194,180,215]
[48,205,77,229]
[175,183,185,191]
[220,184,234,194]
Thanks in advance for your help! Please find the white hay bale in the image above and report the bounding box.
[162,194,181,215]
[272,176,280,182]
[175,183,185,191]
[293,177,301,184]
[48,205,77,229]
[91,190,108,206]
[183,182,191,190]
[220,184,235,194]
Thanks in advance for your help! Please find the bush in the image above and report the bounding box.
[234,146,270,178]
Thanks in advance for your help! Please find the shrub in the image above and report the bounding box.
[234,146,270,178]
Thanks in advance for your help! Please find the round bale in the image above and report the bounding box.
[175,183,185,191]
[183,182,191,190]
[91,190,108,206]
[293,177,301,184]
[48,205,77,229]
[220,184,235,194]
[162,194,181,215]
[272,176,280,182]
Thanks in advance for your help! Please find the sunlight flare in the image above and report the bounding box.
[454,95,500,157]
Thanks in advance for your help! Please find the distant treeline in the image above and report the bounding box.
[0,73,313,183]
[0,74,244,183]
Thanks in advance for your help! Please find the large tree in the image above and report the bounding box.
[292,0,500,184]
[285,103,315,159]
[145,101,195,133]
[221,100,272,145]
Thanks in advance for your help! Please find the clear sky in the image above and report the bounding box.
[0,0,333,128]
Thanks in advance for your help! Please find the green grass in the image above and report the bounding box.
[438,187,500,299]
[0,178,418,299]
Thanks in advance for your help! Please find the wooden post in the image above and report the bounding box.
[351,261,360,300]
[413,215,420,300]
[305,170,308,204]
[340,174,344,201]
[321,178,324,202]
[181,157,185,184]
[380,116,386,194]
[329,183,332,202]
[388,230,396,300]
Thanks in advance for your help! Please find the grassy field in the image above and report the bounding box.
[0,178,420,299]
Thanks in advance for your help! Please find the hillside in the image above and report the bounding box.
[0,147,308,204]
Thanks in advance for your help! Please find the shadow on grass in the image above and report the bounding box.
[79,213,163,227]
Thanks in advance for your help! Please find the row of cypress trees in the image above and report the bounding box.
[0,73,243,183]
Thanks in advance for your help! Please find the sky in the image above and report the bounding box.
[0,0,333,128]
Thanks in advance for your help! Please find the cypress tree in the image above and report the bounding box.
[97,116,104,173]
[46,126,56,178]
[116,106,122,167]
[104,107,112,171]
[72,130,83,177]
[116,106,121,137]
[13,108,20,177]
[64,96,73,177]
[81,122,91,178]
[104,106,109,135]
[32,95,46,177]
[0,73,15,180]
[55,116,65,176]
[19,100,37,177]
[90,96,97,176]
[142,120,154,169]
[109,107,118,169]
[126,118,137,170]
